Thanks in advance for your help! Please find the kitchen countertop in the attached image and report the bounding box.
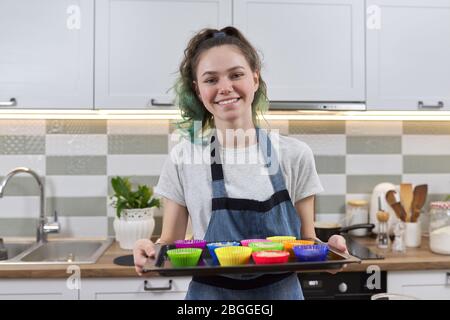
[1,237,450,278]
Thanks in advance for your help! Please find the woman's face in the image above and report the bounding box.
[194,45,259,127]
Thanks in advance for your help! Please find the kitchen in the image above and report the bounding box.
[1,0,450,301]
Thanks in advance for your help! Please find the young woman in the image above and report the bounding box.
[133,26,347,300]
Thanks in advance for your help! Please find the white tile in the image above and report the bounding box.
[0,196,40,218]
[290,135,346,155]
[107,155,168,176]
[346,155,402,174]
[107,120,170,134]
[346,121,402,136]
[0,120,46,135]
[46,135,107,155]
[45,176,108,197]
[55,217,107,237]
[403,135,450,155]
[0,155,46,175]
[402,174,450,194]
[318,174,346,195]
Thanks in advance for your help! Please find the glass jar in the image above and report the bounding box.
[429,201,450,255]
[346,200,369,236]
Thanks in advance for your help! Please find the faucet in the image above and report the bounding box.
[0,167,59,243]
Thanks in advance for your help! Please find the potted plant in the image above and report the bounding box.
[110,176,161,250]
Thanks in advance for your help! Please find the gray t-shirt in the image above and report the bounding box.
[154,131,324,239]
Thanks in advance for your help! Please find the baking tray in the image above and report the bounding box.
[143,240,361,277]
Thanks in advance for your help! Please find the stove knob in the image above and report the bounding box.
[338,282,348,293]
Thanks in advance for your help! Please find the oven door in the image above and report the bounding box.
[298,271,387,300]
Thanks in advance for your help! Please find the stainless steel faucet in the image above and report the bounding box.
[0,167,59,243]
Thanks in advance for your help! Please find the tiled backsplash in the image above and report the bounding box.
[1,119,449,238]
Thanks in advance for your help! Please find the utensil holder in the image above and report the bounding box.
[405,221,421,248]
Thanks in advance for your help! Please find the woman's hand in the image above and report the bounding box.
[133,239,155,276]
[326,235,349,274]
[327,234,349,254]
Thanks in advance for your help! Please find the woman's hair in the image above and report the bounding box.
[174,26,269,142]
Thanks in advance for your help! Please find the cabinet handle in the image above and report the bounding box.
[0,98,17,107]
[446,273,450,287]
[150,98,173,107]
[418,101,444,109]
[144,279,172,291]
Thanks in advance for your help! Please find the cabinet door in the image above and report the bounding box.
[387,270,450,300]
[95,0,232,109]
[367,0,450,110]
[0,279,79,300]
[0,0,94,109]
[80,277,192,300]
[234,0,365,102]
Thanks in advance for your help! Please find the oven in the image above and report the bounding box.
[298,271,387,300]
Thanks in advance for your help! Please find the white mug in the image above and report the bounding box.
[405,222,422,248]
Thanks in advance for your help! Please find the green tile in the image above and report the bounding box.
[46,197,107,217]
[288,121,345,134]
[347,175,402,194]
[46,120,107,134]
[108,135,168,154]
[0,218,36,237]
[315,156,345,174]
[347,136,401,154]
[0,136,45,154]
[403,121,450,135]
[46,156,106,175]
[404,156,450,173]
[107,216,162,237]
[315,195,346,214]
[0,176,45,196]
[107,176,160,194]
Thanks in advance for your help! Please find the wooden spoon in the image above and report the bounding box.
[400,183,413,222]
[411,184,428,223]
[390,202,407,222]
[385,190,398,206]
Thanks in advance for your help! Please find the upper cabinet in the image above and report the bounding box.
[95,0,232,109]
[234,0,365,103]
[0,0,94,109]
[366,0,450,111]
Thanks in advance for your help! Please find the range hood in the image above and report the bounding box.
[269,101,366,111]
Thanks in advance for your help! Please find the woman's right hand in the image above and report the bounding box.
[133,239,156,276]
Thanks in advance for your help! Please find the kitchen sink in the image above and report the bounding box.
[0,241,35,261]
[0,238,113,265]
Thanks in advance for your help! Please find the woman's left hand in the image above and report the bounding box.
[327,234,349,254]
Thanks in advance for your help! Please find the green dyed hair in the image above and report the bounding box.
[173,26,269,142]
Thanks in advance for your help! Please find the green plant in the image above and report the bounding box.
[110,176,161,218]
[445,195,450,201]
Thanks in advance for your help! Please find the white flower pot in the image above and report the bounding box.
[113,208,156,250]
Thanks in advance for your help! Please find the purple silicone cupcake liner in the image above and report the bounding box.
[174,239,207,249]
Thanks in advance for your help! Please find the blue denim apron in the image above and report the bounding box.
[185,128,304,300]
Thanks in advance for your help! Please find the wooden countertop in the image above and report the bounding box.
[1,237,450,278]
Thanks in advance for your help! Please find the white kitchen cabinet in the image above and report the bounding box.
[80,276,192,300]
[234,0,365,103]
[0,0,94,109]
[387,270,450,300]
[0,279,79,300]
[95,0,232,109]
[366,0,450,111]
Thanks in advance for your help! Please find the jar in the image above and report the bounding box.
[346,200,369,236]
[429,202,450,255]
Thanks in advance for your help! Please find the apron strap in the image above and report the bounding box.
[209,128,287,198]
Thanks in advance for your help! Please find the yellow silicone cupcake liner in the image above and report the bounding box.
[266,236,296,243]
[214,246,252,266]
[283,240,315,258]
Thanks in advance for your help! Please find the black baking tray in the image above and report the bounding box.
[143,240,361,277]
